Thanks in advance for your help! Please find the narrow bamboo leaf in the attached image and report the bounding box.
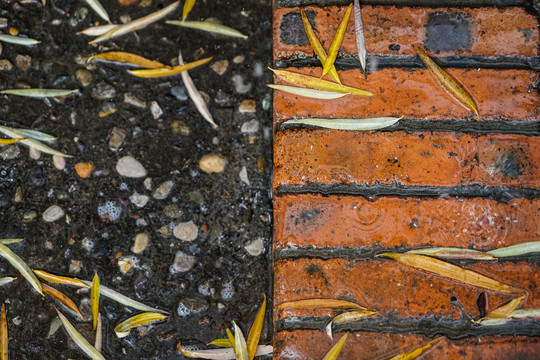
[0,243,42,295]
[0,126,67,157]
[322,332,349,360]
[487,242,540,258]
[114,312,167,338]
[167,20,248,39]
[42,283,83,318]
[353,0,366,73]
[300,9,340,83]
[0,138,23,145]
[0,304,6,360]
[0,34,40,46]
[79,24,119,36]
[0,238,24,245]
[405,247,496,261]
[414,46,478,115]
[326,310,376,339]
[85,0,110,23]
[177,342,273,359]
[55,310,105,360]
[91,273,100,330]
[233,321,249,360]
[178,50,218,128]
[226,325,236,352]
[283,117,400,131]
[322,4,352,77]
[182,0,196,20]
[0,89,76,98]
[0,277,15,287]
[92,52,168,69]
[128,56,213,78]
[388,338,443,360]
[13,129,57,142]
[47,317,62,338]
[34,270,90,288]
[476,308,540,326]
[208,338,232,348]
[81,280,169,314]
[90,1,180,43]
[247,294,266,360]
[95,313,102,352]
[377,253,525,295]
[270,68,373,96]
[268,84,347,99]
[480,295,526,320]
[276,298,365,310]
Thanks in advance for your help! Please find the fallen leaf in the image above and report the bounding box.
[0,125,70,158]
[92,51,168,68]
[247,294,266,360]
[268,84,348,99]
[487,242,540,258]
[0,243,42,295]
[78,24,119,36]
[326,310,376,339]
[0,277,15,287]
[11,129,56,142]
[85,0,110,23]
[478,295,527,320]
[114,312,167,338]
[182,0,196,20]
[95,313,102,352]
[405,247,496,261]
[0,238,24,245]
[226,325,236,352]
[476,308,540,326]
[322,332,348,360]
[128,56,213,78]
[0,89,77,98]
[0,304,6,360]
[47,317,62,338]
[322,4,352,77]
[34,270,89,288]
[167,20,248,39]
[353,0,366,73]
[177,342,273,359]
[233,321,249,360]
[91,273,100,330]
[282,117,401,131]
[0,138,23,145]
[42,283,82,318]
[276,298,365,310]
[388,338,443,360]
[208,338,232,348]
[414,46,478,115]
[0,34,40,46]
[56,310,105,360]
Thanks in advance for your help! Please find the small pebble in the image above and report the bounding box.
[0,146,19,160]
[69,260,83,274]
[23,209,37,222]
[74,162,93,178]
[53,155,66,170]
[240,119,259,134]
[118,256,139,275]
[210,60,229,75]
[232,55,245,64]
[220,281,235,300]
[238,99,256,113]
[129,192,149,208]
[244,238,264,256]
[171,120,190,136]
[239,166,250,185]
[98,102,117,117]
[199,154,225,174]
[143,177,152,190]
[0,59,13,71]
[153,180,174,199]
[173,221,198,242]
[232,74,252,94]
[97,201,122,222]
[13,187,22,203]
[108,127,127,151]
[29,147,41,160]
[75,69,92,87]
[116,156,147,178]
[163,204,182,218]
[150,101,163,120]
[42,205,65,222]
[92,81,116,100]
[132,232,150,253]
[170,86,188,101]
[176,296,209,317]
[124,92,147,108]
[15,54,31,71]
[170,251,196,273]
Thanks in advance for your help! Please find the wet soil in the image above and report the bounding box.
[0,0,273,358]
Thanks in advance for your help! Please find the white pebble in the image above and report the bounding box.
[170,251,196,273]
[240,119,259,134]
[29,147,41,160]
[239,166,250,185]
[132,232,150,253]
[173,221,198,242]
[199,154,226,174]
[52,155,66,170]
[244,238,265,256]
[116,156,147,178]
[129,192,149,208]
[153,180,174,200]
[220,281,235,300]
[97,201,122,222]
[42,205,64,222]
[150,101,163,120]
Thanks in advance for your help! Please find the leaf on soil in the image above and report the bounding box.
[0,243,42,295]
[0,89,77,98]
[182,0,196,20]
[78,24,119,36]
[247,294,266,360]
[34,270,90,288]
[177,342,273,359]
[128,56,213,78]
[388,337,443,360]
[0,125,71,158]
[322,4,352,77]
[282,117,401,131]
[322,332,349,360]
[91,273,100,330]
[276,298,366,310]
[476,308,540,326]
[0,238,24,245]
[0,277,15,287]
[377,253,525,295]
[11,129,57,142]
[226,325,236,352]
[42,283,83,318]
[114,312,167,338]
[0,304,6,360]
[233,321,249,360]
[208,338,232,348]
[267,84,348,99]
[270,68,373,96]
[405,247,496,261]
[84,0,110,23]
[353,0,366,73]
[486,242,540,258]
[414,46,478,115]
[92,52,168,69]
[55,310,105,360]
[326,310,377,339]
[0,34,40,46]
[167,20,248,39]
[47,317,62,338]
[300,8,340,83]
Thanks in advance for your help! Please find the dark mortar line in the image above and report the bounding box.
[275,0,529,9]
[275,119,540,136]
[274,316,540,339]
[275,184,540,202]
[275,55,540,72]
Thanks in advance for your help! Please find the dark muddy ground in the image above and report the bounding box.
[0,0,273,358]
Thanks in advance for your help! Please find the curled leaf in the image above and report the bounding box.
[128,56,213,78]
[322,332,349,360]
[282,117,401,131]
[353,0,366,73]
[55,310,105,360]
[276,298,365,310]
[91,273,100,330]
[405,247,496,261]
[182,0,196,20]
[322,4,352,77]
[85,0,110,23]
[167,20,248,39]
[487,242,540,258]
[0,243,42,295]
[0,34,39,46]
[0,89,76,98]
[114,312,167,338]
[42,283,82,318]
[0,304,6,360]
[233,321,249,360]
[268,84,348,100]
[389,337,443,360]
[92,52,168,69]
[247,294,266,360]
[34,270,89,288]
[326,310,376,339]
[177,342,273,359]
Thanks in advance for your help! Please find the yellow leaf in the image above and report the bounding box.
[0,304,7,360]
[42,283,82,318]
[33,270,89,288]
[268,84,348,99]
[405,247,496,261]
[479,295,526,320]
[388,338,443,360]
[322,4,352,77]
[56,309,105,360]
[233,321,249,360]
[207,338,232,348]
[226,325,236,353]
[476,308,540,326]
[414,46,478,115]
[322,332,348,360]
[92,51,169,69]
[114,312,167,338]
[183,0,196,20]
[300,8,340,83]
[177,341,273,359]
[270,68,373,96]
[128,56,213,78]
[277,298,365,310]
[0,138,23,145]
[91,273,100,330]
[0,243,42,295]
[326,310,377,339]
[378,253,525,295]
[247,294,266,360]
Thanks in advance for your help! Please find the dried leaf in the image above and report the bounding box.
[95,313,102,352]
[414,46,478,115]
[405,247,496,261]
[322,332,348,360]
[90,1,180,44]
[0,277,15,287]
[55,310,105,360]
[78,24,119,36]
[114,312,167,338]
[389,338,443,360]
[0,138,23,145]
[322,4,352,77]
[233,321,249,360]
[300,8,340,83]
[92,52,168,69]
[128,56,213,78]
[267,84,347,99]
[47,317,62,338]
[91,273,100,330]
[42,283,82,318]
[479,295,526,321]
[0,125,70,158]
[34,270,90,288]
[177,342,273,359]
[487,242,540,258]
[11,129,56,142]
[167,20,248,39]
[247,294,266,360]
[276,298,365,310]
[476,308,540,326]
[178,50,218,128]
[0,89,77,98]
[208,338,232,348]
[0,304,6,360]
[353,0,366,73]
[0,243,42,295]
[226,325,236,352]
[378,253,525,295]
[326,310,376,339]
[282,117,401,131]
[182,0,196,20]
[0,34,40,46]
[85,0,110,23]
[0,238,24,245]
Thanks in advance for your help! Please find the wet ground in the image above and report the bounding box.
[0,0,273,358]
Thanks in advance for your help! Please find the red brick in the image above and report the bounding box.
[274,131,540,188]
[274,6,539,59]
[274,331,540,360]
[274,259,539,320]
[272,68,539,122]
[274,195,540,250]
